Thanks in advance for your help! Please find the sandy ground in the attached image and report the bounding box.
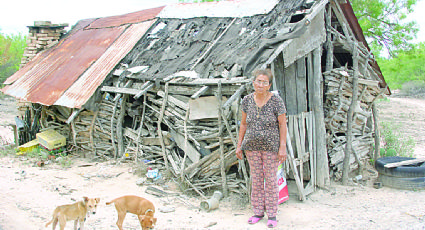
[1,94,425,230]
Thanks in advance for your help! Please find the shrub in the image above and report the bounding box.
[400,80,425,97]
[379,121,415,158]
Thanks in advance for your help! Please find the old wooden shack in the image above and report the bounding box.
[2,0,389,199]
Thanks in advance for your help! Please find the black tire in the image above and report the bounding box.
[375,156,425,178]
[378,174,425,190]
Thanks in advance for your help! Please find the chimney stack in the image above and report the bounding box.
[20,21,68,68]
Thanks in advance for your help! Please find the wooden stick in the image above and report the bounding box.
[217,81,228,197]
[286,129,306,201]
[158,82,170,174]
[191,85,209,99]
[342,42,360,185]
[111,94,120,159]
[136,94,147,162]
[180,107,190,182]
[117,94,128,158]
[89,110,98,151]
[372,103,380,161]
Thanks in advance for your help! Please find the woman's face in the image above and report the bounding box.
[253,74,271,93]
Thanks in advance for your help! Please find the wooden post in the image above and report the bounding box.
[111,95,121,159]
[180,107,190,182]
[325,4,334,72]
[235,94,250,199]
[12,124,18,147]
[372,103,380,161]
[311,48,330,187]
[135,94,147,162]
[342,43,360,185]
[217,81,228,197]
[117,94,128,158]
[158,82,170,174]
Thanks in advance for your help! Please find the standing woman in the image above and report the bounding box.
[236,68,287,228]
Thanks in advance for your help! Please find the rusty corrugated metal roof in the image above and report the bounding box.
[2,7,164,108]
[55,21,155,108]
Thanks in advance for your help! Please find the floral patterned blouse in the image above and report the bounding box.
[240,92,286,153]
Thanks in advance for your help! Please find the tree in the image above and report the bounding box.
[377,42,425,89]
[0,32,26,84]
[351,0,419,57]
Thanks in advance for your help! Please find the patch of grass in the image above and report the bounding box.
[0,145,16,156]
[56,156,73,168]
[376,96,390,103]
[379,121,415,158]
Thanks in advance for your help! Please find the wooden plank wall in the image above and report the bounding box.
[273,50,330,187]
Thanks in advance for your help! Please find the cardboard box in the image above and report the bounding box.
[36,129,66,150]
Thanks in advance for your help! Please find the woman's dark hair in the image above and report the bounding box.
[252,68,273,83]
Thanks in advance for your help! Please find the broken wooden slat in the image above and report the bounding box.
[101,86,141,95]
[384,158,425,168]
[191,85,209,99]
[134,81,154,99]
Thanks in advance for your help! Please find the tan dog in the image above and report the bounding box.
[106,195,157,230]
[45,197,100,230]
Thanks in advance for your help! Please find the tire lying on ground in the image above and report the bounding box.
[375,156,425,190]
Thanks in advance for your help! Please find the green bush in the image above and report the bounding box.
[400,80,425,96]
[379,121,415,158]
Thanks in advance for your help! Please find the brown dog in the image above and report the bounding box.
[45,197,100,230]
[106,195,157,230]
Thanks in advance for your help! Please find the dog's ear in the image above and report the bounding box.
[95,198,100,203]
[83,197,89,203]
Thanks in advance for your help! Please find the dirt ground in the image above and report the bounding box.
[1,94,425,230]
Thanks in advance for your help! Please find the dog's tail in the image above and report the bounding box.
[45,220,52,228]
[45,209,58,227]
[105,199,115,206]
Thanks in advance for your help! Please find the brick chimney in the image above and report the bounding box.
[17,21,68,118]
[20,21,68,68]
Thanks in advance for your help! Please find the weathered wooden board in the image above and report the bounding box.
[189,96,226,120]
[169,129,200,163]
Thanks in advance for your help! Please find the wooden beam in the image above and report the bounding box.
[312,48,330,187]
[384,158,425,168]
[101,86,141,95]
[134,81,154,99]
[191,86,209,99]
[222,84,246,111]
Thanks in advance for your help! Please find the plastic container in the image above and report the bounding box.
[36,129,66,150]
[200,191,223,211]
[18,139,39,153]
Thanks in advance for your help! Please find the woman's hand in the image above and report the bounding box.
[278,149,287,164]
[236,147,244,160]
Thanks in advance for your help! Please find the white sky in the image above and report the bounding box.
[0,0,424,43]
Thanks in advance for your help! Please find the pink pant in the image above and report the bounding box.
[245,150,279,217]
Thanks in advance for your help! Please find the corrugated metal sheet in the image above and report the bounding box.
[2,7,163,108]
[158,0,279,18]
[55,20,155,108]
[87,6,164,29]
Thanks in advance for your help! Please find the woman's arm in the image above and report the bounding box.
[277,113,287,163]
[236,111,247,160]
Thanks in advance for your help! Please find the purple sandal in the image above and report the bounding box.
[248,215,264,224]
[267,218,277,228]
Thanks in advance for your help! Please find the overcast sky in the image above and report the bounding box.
[1,0,424,43]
